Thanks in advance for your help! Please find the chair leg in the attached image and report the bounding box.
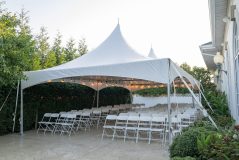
[148,131,151,144]
[101,129,105,140]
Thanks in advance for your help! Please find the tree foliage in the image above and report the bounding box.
[0,6,35,87]
[35,27,50,68]
[0,2,89,87]
[64,38,77,62]
[52,31,63,65]
[78,38,88,57]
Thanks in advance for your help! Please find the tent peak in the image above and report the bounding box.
[148,46,157,58]
[44,22,148,70]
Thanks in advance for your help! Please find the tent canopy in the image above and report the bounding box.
[21,23,198,90]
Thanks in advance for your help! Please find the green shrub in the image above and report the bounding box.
[198,131,239,160]
[170,128,202,158]
[171,156,196,160]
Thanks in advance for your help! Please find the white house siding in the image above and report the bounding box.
[201,0,239,124]
[226,22,238,122]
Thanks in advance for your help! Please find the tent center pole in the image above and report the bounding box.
[20,87,24,136]
[167,59,172,145]
[96,81,99,108]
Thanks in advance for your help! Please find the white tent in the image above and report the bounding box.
[19,23,215,143]
[21,23,197,90]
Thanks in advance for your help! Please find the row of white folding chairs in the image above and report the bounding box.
[119,112,196,124]
[37,113,77,136]
[37,111,97,135]
[102,115,182,144]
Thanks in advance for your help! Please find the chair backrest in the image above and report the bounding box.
[126,116,139,128]
[40,113,52,122]
[171,117,181,123]
[60,113,68,118]
[152,113,161,117]
[138,116,152,129]
[139,116,152,122]
[59,112,67,115]
[119,113,128,116]
[106,115,117,120]
[117,115,128,121]
[151,116,166,123]
[75,111,83,116]
[93,110,101,114]
[44,113,52,117]
[140,113,152,117]
[82,111,91,116]
[49,113,59,122]
[101,108,110,113]
[56,113,68,122]
[127,115,140,121]
[128,112,139,116]
[67,113,77,119]
[51,113,59,118]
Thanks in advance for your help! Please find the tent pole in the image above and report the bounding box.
[35,107,38,130]
[167,60,172,145]
[12,80,20,133]
[20,86,24,135]
[96,81,99,108]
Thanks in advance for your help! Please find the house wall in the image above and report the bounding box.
[221,0,239,123]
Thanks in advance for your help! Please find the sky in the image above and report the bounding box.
[4,0,211,67]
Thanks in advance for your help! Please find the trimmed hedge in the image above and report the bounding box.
[0,83,131,135]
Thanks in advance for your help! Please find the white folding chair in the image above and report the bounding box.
[78,111,91,131]
[136,116,152,143]
[60,113,77,136]
[91,109,102,128]
[46,113,59,134]
[37,113,52,134]
[101,115,117,140]
[112,115,128,140]
[124,115,139,142]
[164,117,182,143]
[149,116,166,144]
[171,117,182,137]
[178,114,191,128]
[53,113,68,134]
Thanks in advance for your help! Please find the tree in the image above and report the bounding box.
[52,31,64,65]
[78,38,88,57]
[44,50,56,68]
[35,27,50,68]
[191,66,213,89]
[18,8,36,71]
[180,62,192,74]
[31,53,41,70]
[0,5,35,86]
[65,38,77,62]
